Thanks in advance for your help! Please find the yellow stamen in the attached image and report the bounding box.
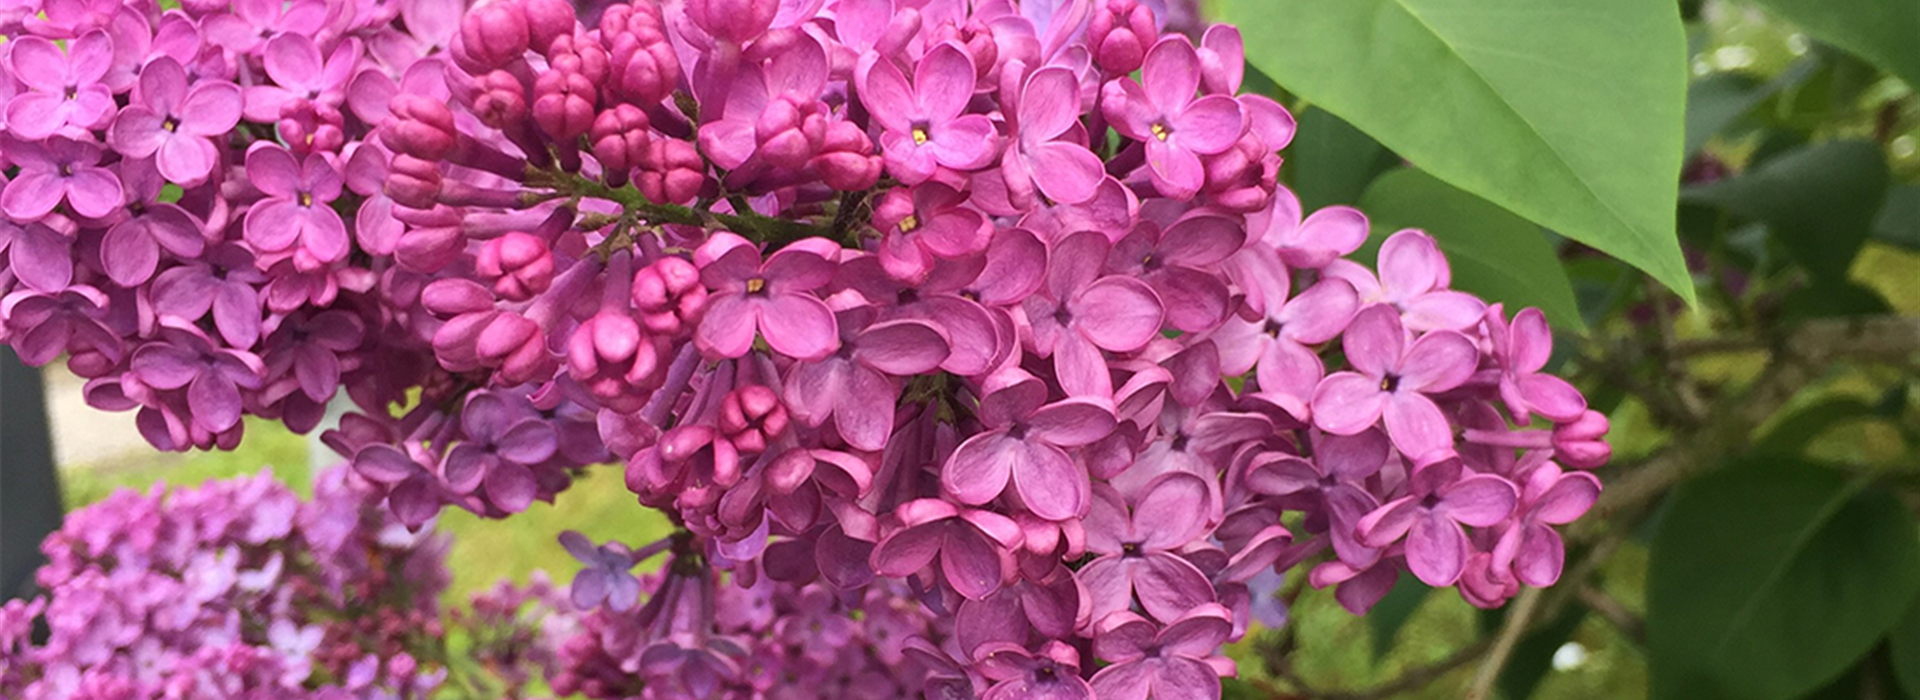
[899,214,919,233]
[911,126,930,144]
[299,192,313,206]
[1150,123,1171,141]
[746,278,767,293]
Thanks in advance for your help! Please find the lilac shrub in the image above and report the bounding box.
[0,468,450,700]
[0,0,1612,697]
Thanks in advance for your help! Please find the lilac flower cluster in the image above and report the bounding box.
[0,0,1612,696]
[546,565,942,700]
[0,468,451,700]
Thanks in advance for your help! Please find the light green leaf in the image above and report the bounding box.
[1364,571,1429,661]
[1220,0,1694,301]
[1647,458,1920,700]
[1743,0,1920,91]
[1357,169,1585,331]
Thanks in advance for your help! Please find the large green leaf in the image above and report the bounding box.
[1684,140,1890,281]
[1647,458,1920,700]
[1357,169,1585,331]
[1220,0,1693,302]
[1743,0,1920,91]
[1874,184,1920,251]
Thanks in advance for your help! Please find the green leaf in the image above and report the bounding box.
[1356,169,1586,331]
[1779,280,1893,321]
[1889,597,1920,700]
[1743,0,1920,91]
[1686,73,1768,158]
[1284,108,1399,212]
[1647,458,1920,700]
[1684,140,1890,281]
[1873,184,1920,251]
[1752,398,1882,457]
[1220,0,1694,301]
[1365,571,1430,661]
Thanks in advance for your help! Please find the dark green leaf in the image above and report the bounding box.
[1357,169,1586,331]
[1873,184,1920,251]
[1220,0,1694,301]
[1365,571,1429,661]
[1284,108,1399,212]
[1743,0,1920,91]
[1499,606,1591,700]
[1648,458,1920,700]
[1686,73,1768,157]
[1889,597,1920,700]
[1685,140,1889,281]
[1779,280,1893,321]
[1219,677,1264,700]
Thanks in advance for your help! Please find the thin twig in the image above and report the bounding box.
[1576,585,1645,645]
[1466,587,1542,700]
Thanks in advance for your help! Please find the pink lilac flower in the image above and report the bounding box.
[1,136,124,220]
[108,57,244,186]
[4,31,115,139]
[1355,461,1518,586]
[857,42,1000,185]
[1312,304,1479,462]
[243,143,351,271]
[942,369,1116,522]
[1102,36,1245,200]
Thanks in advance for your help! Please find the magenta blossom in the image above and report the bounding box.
[5,31,115,139]
[1,136,123,221]
[1080,473,1218,624]
[783,311,950,451]
[1103,36,1246,200]
[942,369,1116,521]
[1326,229,1486,332]
[1312,304,1479,462]
[1355,461,1517,586]
[108,57,244,186]
[243,143,351,271]
[870,498,1024,600]
[1023,231,1165,398]
[443,390,560,513]
[857,42,1000,184]
[693,233,841,361]
[1001,66,1105,208]
[1485,304,1587,424]
[129,326,266,434]
[1090,604,1236,700]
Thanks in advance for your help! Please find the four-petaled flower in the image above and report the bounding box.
[942,369,1117,522]
[108,57,244,186]
[858,42,1000,185]
[1103,36,1247,200]
[1312,304,1479,462]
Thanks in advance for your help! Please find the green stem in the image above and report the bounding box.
[524,166,831,249]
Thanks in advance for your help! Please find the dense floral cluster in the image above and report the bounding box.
[546,564,942,699]
[0,468,450,700]
[0,0,1610,696]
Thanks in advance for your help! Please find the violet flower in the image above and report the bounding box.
[857,42,1000,185]
[4,31,115,140]
[1355,461,1518,586]
[1102,36,1246,200]
[1312,304,1479,462]
[1080,473,1218,623]
[107,56,244,186]
[942,369,1116,521]
[694,233,841,361]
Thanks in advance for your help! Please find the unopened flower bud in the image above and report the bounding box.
[608,29,680,106]
[476,232,555,301]
[384,154,444,209]
[384,95,459,160]
[460,0,531,70]
[631,256,707,335]
[686,0,778,45]
[719,384,788,454]
[810,121,882,191]
[755,95,826,171]
[637,138,705,205]
[1088,0,1157,75]
[470,70,530,128]
[1553,410,1611,469]
[532,68,598,141]
[591,104,653,174]
[521,0,574,53]
[546,32,610,86]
